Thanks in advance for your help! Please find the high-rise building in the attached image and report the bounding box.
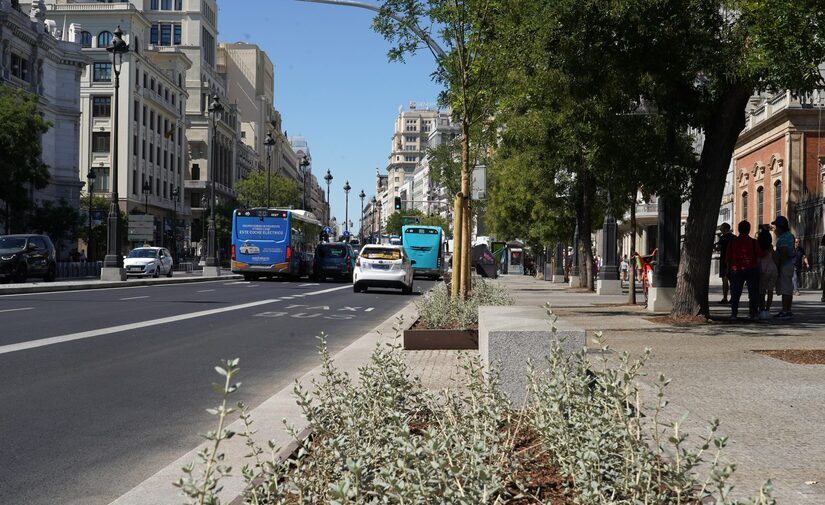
[289,136,328,223]
[0,1,86,237]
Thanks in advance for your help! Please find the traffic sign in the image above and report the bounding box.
[323,226,332,235]
[342,230,350,238]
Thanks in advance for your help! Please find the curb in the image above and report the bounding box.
[0,274,243,295]
[108,300,419,505]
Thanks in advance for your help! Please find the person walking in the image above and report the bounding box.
[620,255,629,284]
[772,216,795,319]
[756,228,777,319]
[791,238,809,295]
[715,223,735,304]
[725,220,759,320]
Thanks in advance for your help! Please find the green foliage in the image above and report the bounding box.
[29,199,83,256]
[0,87,52,217]
[384,209,423,236]
[425,141,461,201]
[235,171,302,210]
[419,213,451,237]
[416,279,512,330]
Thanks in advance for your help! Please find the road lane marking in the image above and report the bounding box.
[247,285,259,288]
[0,299,281,356]
[0,307,34,313]
[365,307,374,312]
[0,284,352,356]
[299,283,319,287]
[120,295,149,301]
[0,279,230,298]
[196,289,216,293]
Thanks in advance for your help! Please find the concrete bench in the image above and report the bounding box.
[479,306,586,405]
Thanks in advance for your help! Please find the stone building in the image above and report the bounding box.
[0,0,85,236]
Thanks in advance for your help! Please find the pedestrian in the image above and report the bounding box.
[772,215,795,319]
[715,223,735,304]
[725,220,759,320]
[620,255,629,283]
[756,228,777,319]
[791,237,809,295]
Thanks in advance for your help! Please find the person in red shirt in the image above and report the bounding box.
[725,220,759,319]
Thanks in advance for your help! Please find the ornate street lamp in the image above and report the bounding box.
[343,180,351,236]
[323,169,333,226]
[204,94,224,277]
[264,131,276,208]
[171,186,179,260]
[370,195,377,243]
[358,189,365,243]
[200,194,208,248]
[299,154,309,211]
[86,169,96,261]
[100,26,129,281]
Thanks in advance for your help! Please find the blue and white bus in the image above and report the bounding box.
[231,208,321,281]
[401,225,444,279]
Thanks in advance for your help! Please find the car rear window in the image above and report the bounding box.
[318,244,347,258]
[361,248,401,260]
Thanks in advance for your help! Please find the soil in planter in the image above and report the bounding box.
[411,317,478,331]
[753,349,825,365]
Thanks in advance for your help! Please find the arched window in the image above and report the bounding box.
[80,31,92,48]
[774,180,782,218]
[742,191,749,224]
[97,31,113,48]
[756,186,764,226]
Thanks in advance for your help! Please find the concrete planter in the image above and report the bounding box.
[403,325,478,350]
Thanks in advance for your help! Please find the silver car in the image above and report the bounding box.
[123,247,174,278]
[353,245,415,294]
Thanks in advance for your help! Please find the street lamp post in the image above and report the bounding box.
[324,169,333,226]
[171,186,179,261]
[370,195,376,243]
[204,94,224,277]
[264,132,275,208]
[299,155,309,211]
[358,189,365,243]
[142,179,150,215]
[200,194,207,257]
[343,180,351,237]
[377,200,382,244]
[100,26,129,281]
[86,169,96,261]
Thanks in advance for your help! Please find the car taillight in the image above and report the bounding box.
[356,257,361,267]
[286,245,292,261]
[231,244,236,260]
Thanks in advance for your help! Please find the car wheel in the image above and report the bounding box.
[43,263,56,282]
[13,264,27,283]
[152,265,160,278]
[403,280,413,295]
[166,266,173,278]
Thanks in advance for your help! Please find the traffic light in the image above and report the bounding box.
[394,196,402,210]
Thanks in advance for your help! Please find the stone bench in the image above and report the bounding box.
[479,306,586,405]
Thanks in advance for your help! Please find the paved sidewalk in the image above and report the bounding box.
[403,275,825,503]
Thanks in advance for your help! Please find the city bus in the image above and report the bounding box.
[231,208,321,281]
[401,225,444,279]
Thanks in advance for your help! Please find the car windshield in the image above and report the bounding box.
[128,249,157,258]
[318,244,347,258]
[0,237,26,250]
[361,248,401,260]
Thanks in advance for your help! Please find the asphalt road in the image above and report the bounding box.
[0,278,433,505]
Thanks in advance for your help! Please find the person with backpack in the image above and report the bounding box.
[756,228,778,319]
[725,220,759,320]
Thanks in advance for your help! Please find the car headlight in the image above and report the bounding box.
[1,255,15,261]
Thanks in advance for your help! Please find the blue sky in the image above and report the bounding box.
[218,0,442,231]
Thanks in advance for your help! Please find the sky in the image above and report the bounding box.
[218,0,443,231]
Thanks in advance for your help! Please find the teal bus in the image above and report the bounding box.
[231,208,321,281]
[401,225,444,279]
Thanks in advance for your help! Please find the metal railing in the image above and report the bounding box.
[57,261,101,279]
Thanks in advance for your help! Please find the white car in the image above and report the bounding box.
[353,244,415,294]
[124,247,174,278]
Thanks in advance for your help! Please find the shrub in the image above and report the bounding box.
[416,278,513,329]
[181,318,776,505]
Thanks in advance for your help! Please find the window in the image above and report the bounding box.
[93,62,112,82]
[149,142,154,163]
[92,132,111,153]
[150,110,155,132]
[756,186,764,226]
[80,31,93,48]
[160,23,172,45]
[156,178,160,196]
[405,156,417,162]
[742,191,748,223]
[93,168,110,192]
[405,136,417,143]
[150,24,159,45]
[92,96,111,117]
[142,139,146,159]
[133,100,139,119]
[161,0,172,9]
[132,170,138,195]
[174,24,182,44]
[135,66,140,86]
[10,54,29,81]
[175,0,182,9]
[150,77,155,91]
[97,31,113,48]
[149,176,154,194]
[133,134,138,156]
[150,0,158,8]
[774,181,782,218]
[192,163,200,180]
[163,181,168,198]
[201,27,215,66]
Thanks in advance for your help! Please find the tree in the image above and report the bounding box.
[79,194,125,261]
[373,0,504,299]
[234,171,302,210]
[29,199,83,259]
[385,209,424,236]
[0,87,52,233]
[419,214,451,237]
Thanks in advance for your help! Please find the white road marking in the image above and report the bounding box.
[196,289,216,293]
[0,307,34,314]
[364,307,375,312]
[0,299,281,356]
[227,281,249,285]
[0,279,229,298]
[280,296,294,300]
[299,283,319,287]
[120,295,149,301]
[247,285,259,288]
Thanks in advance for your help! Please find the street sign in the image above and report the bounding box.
[128,215,154,241]
[324,226,332,235]
[342,230,350,238]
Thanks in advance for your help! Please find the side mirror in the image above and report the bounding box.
[410,260,417,265]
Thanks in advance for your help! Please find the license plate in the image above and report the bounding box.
[373,264,390,270]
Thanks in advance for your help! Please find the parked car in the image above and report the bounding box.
[313,242,356,281]
[353,244,415,294]
[123,247,174,278]
[0,234,57,283]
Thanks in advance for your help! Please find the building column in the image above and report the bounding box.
[597,193,621,295]
[648,194,681,312]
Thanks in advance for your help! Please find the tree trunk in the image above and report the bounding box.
[580,168,595,291]
[671,85,751,318]
[452,194,464,300]
[460,120,472,298]
[628,195,637,305]
[462,195,472,293]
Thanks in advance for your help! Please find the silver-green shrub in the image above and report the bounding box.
[416,279,513,329]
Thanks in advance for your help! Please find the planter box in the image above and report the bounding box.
[403,327,478,350]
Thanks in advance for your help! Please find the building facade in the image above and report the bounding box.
[1,0,86,237]
[289,135,329,224]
